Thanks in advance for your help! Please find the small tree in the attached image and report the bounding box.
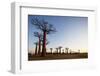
[58,46,63,54]
[62,49,65,54]
[65,48,69,54]
[50,48,53,54]
[56,48,59,54]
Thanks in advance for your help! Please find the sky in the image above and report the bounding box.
[28,15,88,53]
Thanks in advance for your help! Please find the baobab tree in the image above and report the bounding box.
[58,46,63,54]
[50,48,53,54]
[34,42,38,55]
[65,48,69,54]
[62,49,65,54]
[56,48,59,54]
[34,32,42,55]
[31,17,56,56]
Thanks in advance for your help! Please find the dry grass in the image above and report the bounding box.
[28,53,88,61]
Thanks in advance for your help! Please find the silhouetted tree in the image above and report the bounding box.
[31,18,56,56]
[34,32,42,55]
[65,48,69,54]
[34,42,38,55]
[58,46,63,54]
[56,48,59,54]
[62,49,64,54]
[50,48,53,54]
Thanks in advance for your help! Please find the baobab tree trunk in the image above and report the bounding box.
[60,49,61,54]
[50,48,53,54]
[35,44,38,55]
[57,50,59,54]
[38,37,41,54]
[41,31,46,56]
[51,50,52,54]
[65,48,69,54]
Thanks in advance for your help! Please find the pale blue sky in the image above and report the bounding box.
[28,15,88,53]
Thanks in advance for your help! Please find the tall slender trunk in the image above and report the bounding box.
[66,50,68,54]
[41,31,46,56]
[66,49,68,54]
[51,50,52,54]
[35,44,38,55]
[50,49,53,54]
[57,49,58,54]
[60,49,61,54]
[38,37,41,54]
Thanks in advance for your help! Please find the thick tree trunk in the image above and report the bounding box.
[57,50,58,54]
[41,31,46,56]
[50,49,52,54]
[60,49,61,54]
[35,44,38,55]
[38,37,41,54]
[51,50,52,54]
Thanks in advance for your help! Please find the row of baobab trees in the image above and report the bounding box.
[31,17,80,57]
[33,45,80,55]
[49,47,80,54]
